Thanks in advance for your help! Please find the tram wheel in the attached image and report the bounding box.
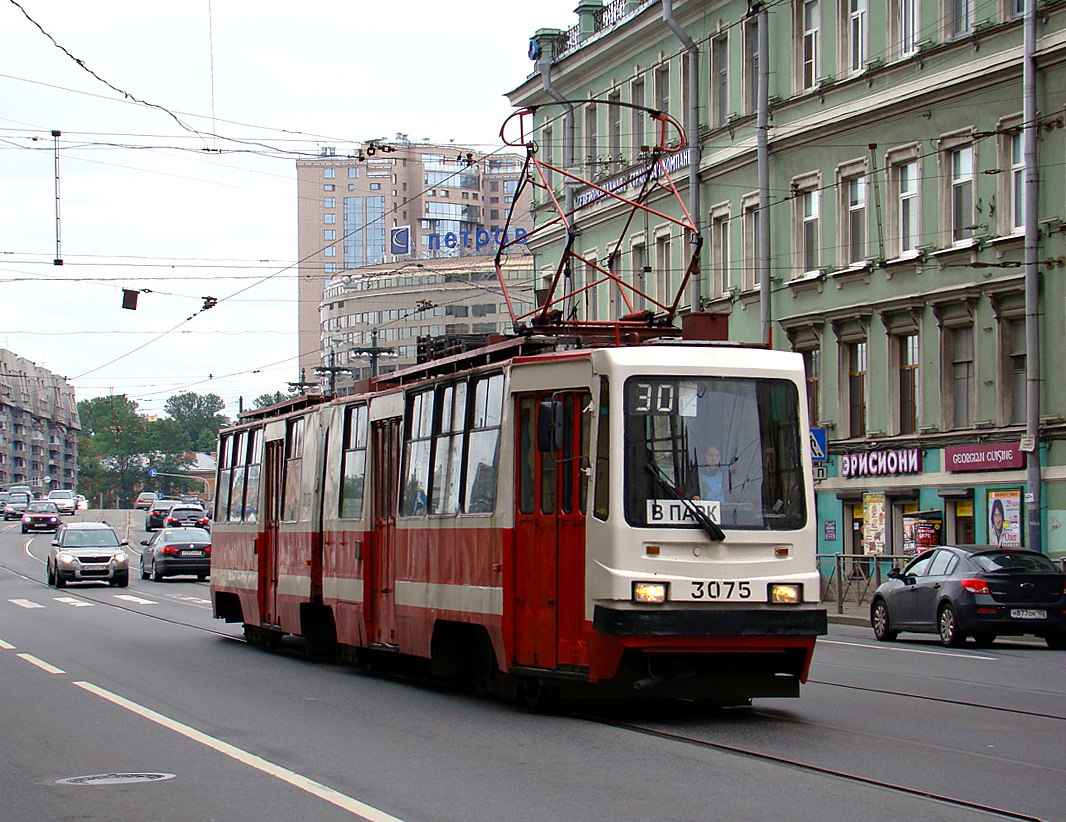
[473,633,497,696]
[519,678,558,712]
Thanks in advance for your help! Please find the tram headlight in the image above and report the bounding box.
[633,581,668,604]
[769,583,802,605]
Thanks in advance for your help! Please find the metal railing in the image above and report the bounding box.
[818,552,913,615]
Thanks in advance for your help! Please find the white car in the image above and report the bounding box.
[47,489,77,516]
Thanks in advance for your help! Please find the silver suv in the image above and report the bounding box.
[47,522,130,588]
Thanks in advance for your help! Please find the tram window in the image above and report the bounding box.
[561,396,574,514]
[430,383,465,515]
[244,428,263,523]
[401,389,435,517]
[518,396,537,515]
[593,378,610,520]
[463,373,504,514]
[282,417,304,522]
[229,431,247,523]
[340,405,369,519]
[216,433,232,522]
[579,391,591,515]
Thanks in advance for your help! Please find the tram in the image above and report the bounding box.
[210,332,827,704]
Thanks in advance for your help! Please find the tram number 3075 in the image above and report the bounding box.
[690,580,753,600]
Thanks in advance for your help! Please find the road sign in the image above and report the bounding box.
[148,468,158,478]
[810,428,827,462]
[812,464,828,482]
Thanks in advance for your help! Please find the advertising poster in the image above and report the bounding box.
[863,492,886,555]
[988,489,1022,548]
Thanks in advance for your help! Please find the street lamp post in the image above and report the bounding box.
[349,328,395,378]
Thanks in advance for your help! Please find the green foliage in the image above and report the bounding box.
[252,390,297,409]
[76,391,228,507]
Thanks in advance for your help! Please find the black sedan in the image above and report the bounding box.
[870,545,1066,649]
[145,499,178,531]
[140,527,211,581]
[21,501,62,533]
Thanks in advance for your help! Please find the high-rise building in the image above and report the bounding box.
[296,135,533,379]
[0,349,80,491]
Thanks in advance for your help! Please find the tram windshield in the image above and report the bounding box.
[623,376,807,531]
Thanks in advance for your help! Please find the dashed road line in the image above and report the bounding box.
[114,594,157,605]
[0,638,15,650]
[8,598,45,609]
[54,597,94,607]
[17,653,65,674]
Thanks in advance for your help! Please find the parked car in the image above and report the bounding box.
[135,491,158,510]
[145,499,178,531]
[4,491,32,520]
[870,545,1066,649]
[75,494,89,510]
[0,492,8,509]
[21,501,62,533]
[164,504,211,532]
[140,527,211,581]
[47,521,129,588]
[46,489,76,516]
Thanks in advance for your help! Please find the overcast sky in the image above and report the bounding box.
[0,0,579,419]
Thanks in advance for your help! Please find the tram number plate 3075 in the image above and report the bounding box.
[688,581,752,601]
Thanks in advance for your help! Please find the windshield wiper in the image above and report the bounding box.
[643,461,726,542]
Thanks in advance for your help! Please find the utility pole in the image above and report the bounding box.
[1023,0,1042,550]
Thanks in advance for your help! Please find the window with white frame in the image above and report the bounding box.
[803,347,821,425]
[845,0,867,74]
[632,77,646,150]
[898,333,919,434]
[848,339,868,437]
[1006,317,1026,425]
[742,194,761,291]
[886,146,921,257]
[950,324,974,428]
[709,204,731,297]
[839,166,867,265]
[892,0,919,57]
[631,241,648,309]
[949,0,973,37]
[948,143,975,244]
[798,0,821,91]
[324,168,336,179]
[608,92,622,167]
[655,63,670,118]
[585,105,598,173]
[744,18,760,112]
[1009,131,1024,233]
[792,174,821,276]
[654,231,672,308]
[711,36,729,128]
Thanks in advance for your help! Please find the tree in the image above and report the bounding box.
[253,390,298,409]
[164,392,229,452]
[77,395,151,507]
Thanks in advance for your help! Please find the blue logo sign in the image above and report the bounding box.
[390,226,410,255]
[810,428,827,463]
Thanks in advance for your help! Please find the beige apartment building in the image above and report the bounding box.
[296,135,533,381]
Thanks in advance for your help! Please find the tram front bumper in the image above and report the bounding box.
[593,602,828,637]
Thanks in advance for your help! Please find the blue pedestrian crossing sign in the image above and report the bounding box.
[810,428,827,462]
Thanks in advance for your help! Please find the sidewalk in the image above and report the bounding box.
[824,598,873,629]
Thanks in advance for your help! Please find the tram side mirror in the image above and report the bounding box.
[537,400,564,453]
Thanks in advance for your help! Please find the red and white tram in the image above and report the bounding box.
[211,335,827,703]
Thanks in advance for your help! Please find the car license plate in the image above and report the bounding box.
[1010,608,1047,620]
[180,550,202,557]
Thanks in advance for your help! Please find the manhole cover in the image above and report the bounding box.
[55,773,176,786]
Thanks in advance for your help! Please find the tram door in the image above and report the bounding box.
[513,391,590,670]
[259,438,284,627]
[367,417,401,647]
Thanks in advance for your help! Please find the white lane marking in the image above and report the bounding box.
[821,638,997,661]
[74,682,405,822]
[0,638,15,650]
[24,539,46,564]
[54,597,94,608]
[8,599,45,609]
[17,653,65,674]
[114,595,157,605]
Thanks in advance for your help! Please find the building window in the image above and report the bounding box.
[654,232,672,308]
[709,205,731,297]
[608,91,622,167]
[793,182,820,275]
[324,263,336,273]
[744,18,760,112]
[631,242,648,309]
[895,0,921,56]
[324,214,336,224]
[804,348,821,425]
[899,333,919,434]
[348,167,359,178]
[324,246,335,257]
[711,36,729,128]
[542,125,554,189]
[324,230,336,240]
[949,144,974,244]
[950,325,974,428]
[849,340,868,436]
[370,183,381,191]
[324,197,335,208]
[324,184,335,192]
[1010,131,1024,233]
[843,175,866,264]
[742,195,761,291]
[631,77,646,151]
[324,168,336,179]
[950,0,973,36]
[895,160,919,255]
[654,63,670,118]
[799,0,821,91]
[1007,318,1026,425]
[845,0,867,73]
[585,104,598,172]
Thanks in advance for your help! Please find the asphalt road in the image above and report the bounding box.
[1,509,1063,822]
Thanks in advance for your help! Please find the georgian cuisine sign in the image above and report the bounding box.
[944,442,1025,472]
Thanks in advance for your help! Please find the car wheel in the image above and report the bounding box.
[152,561,164,582]
[938,603,965,647]
[196,573,207,582]
[46,561,55,587]
[113,572,129,589]
[20,526,26,534]
[972,632,996,648]
[1045,633,1066,650]
[871,599,898,642]
[54,570,66,589]
[140,557,149,580]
